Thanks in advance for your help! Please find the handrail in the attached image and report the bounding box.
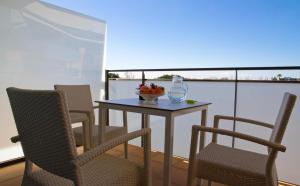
[106,66,300,72]
[106,78,300,84]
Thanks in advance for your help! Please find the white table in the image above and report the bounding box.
[96,98,210,186]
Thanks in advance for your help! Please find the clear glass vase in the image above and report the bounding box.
[168,75,188,103]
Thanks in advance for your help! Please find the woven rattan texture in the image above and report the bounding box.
[7,87,151,186]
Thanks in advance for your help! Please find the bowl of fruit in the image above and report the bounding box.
[137,83,165,104]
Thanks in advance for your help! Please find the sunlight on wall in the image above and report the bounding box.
[0,0,106,163]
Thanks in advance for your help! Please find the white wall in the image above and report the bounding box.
[109,79,300,184]
[0,0,106,162]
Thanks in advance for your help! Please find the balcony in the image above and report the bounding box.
[1,66,299,185]
[0,1,299,185]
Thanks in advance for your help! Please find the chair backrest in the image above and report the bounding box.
[54,85,95,123]
[7,87,81,183]
[269,92,297,144]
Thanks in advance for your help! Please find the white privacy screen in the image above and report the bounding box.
[0,0,106,163]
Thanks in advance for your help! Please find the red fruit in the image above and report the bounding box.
[149,89,155,94]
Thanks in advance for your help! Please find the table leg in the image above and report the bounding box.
[199,108,207,151]
[123,111,128,159]
[163,114,174,186]
[141,113,145,147]
[141,114,150,147]
[144,114,150,128]
[196,108,208,186]
[98,107,107,145]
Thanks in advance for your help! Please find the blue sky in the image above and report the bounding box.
[44,0,300,70]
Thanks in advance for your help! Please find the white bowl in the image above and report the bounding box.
[136,91,164,104]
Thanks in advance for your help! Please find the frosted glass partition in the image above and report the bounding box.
[109,80,235,157]
[109,79,300,184]
[0,0,106,163]
[236,83,300,184]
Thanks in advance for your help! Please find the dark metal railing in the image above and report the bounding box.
[105,66,300,148]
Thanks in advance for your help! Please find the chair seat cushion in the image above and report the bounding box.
[81,154,142,186]
[196,143,270,186]
[73,125,127,146]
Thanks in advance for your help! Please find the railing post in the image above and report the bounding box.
[232,69,238,148]
[141,71,145,147]
[105,70,109,126]
[142,71,146,84]
[105,70,109,100]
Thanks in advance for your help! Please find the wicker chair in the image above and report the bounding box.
[54,85,128,156]
[187,92,297,186]
[7,87,151,186]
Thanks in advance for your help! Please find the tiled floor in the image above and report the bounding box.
[0,145,296,186]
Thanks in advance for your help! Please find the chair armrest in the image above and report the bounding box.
[214,115,274,129]
[93,106,98,109]
[193,125,286,152]
[74,128,151,167]
[69,109,92,120]
[69,109,91,115]
[11,135,20,143]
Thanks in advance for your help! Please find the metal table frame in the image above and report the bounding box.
[96,98,210,186]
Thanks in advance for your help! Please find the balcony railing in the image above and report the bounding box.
[105,66,300,184]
